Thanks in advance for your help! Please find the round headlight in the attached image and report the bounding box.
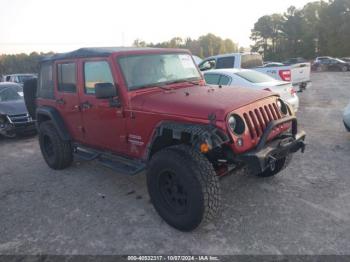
[277,99,288,115]
[228,114,245,135]
[228,115,236,131]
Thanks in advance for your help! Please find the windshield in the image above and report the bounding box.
[118,53,201,91]
[0,87,23,102]
[235,70,277,83]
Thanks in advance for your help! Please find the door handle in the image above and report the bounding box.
[56,98,65,105]
[81,101,92,110]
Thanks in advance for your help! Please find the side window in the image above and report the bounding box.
[218,75,231,85]
[204,74,221,85]
[199,59,216,71]
[57,63,76,93]
[216,57,235,69]
[84,61,115,95]
[38,63,54,99]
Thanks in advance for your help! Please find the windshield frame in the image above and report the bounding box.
[116,52,202,91]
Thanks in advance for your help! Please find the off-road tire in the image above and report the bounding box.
[147,144,220,231]
[256,154,293,178]
[23,78,37,119]
[39,121,73,170]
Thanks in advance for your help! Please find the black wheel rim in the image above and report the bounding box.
[158,170,188,214]
[43,135,54,158]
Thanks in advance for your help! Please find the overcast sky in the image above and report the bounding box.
[0,0,315,54]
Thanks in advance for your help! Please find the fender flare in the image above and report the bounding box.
[36,106,71,141]
[145,121,230,160]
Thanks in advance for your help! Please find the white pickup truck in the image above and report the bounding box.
[198,53,311,91]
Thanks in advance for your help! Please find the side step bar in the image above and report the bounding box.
[74,146,146,176]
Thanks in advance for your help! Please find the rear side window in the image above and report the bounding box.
[38,63,54,99]
[204,74,221,85]
[218,75,231,85]
[241,54,263,69]
[84,61,115,95]
[216,57,235,69]
[57,63,76,93]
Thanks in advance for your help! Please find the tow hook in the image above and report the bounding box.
[268,155,277,171]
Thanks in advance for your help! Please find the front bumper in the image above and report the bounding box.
[0,121,36,136]
[237,116,306,175]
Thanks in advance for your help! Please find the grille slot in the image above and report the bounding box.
[7,114,31,125]
[244,103,282,139]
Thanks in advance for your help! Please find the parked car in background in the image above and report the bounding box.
[312,58,350,72]
[341,57,350,63]
[1,73,37,86]
[0,82,36,137]
[198,53,311,92]
[283,57,307,65]
[343,101,350,132]
[314,56,333,63]
[203,68,299,112]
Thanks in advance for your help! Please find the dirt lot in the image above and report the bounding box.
[0,72,350,255]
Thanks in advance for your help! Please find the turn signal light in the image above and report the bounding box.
[200,143,210,153]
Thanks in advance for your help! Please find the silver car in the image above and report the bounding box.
[203,68,299,112]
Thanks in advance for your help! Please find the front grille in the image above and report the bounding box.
[7,113,33,125]
[243,102,282,139]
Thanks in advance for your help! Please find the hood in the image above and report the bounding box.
[130,85,276,120]
[0,100,27,115]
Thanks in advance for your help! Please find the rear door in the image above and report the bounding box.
[54,61,84,142]
[78,58,127,153]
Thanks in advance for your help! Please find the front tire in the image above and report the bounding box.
[39,121,73,170]
[147,145,220,231]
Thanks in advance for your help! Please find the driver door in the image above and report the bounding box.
[78,58,127,154]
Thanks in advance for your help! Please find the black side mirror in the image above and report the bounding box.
[95,82,117,99]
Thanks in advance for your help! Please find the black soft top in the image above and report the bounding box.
[40,47,178,63]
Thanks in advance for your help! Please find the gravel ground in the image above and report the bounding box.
[0,72,350,255]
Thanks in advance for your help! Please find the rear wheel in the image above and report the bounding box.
[39,121,73,170]
[341,66,348,72]
[147,145,220,231]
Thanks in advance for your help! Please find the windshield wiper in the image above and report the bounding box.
[133,82,171,91]
[165,78,201,86]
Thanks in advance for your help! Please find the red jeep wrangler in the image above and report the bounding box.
[24,47,305,231]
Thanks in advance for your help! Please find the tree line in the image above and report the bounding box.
[0,52,53,75]
[251,0,350,61]
[133,33,240,58]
